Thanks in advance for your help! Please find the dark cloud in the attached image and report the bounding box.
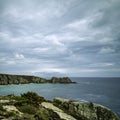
[0,0,120,77]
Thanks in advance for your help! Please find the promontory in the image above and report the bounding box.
[0,73,75,85]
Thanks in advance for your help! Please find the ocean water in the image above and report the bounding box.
[0,77,120,116]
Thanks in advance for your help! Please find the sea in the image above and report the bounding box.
[0,77,120,116]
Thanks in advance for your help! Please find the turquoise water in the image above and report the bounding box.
[0,77,120,116]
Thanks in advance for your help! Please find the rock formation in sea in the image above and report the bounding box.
[0,73,75,85]
[50,77,76,83]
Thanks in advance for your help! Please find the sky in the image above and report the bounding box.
[0,0,120,77]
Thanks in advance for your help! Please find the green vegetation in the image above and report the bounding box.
[18,104,37,114]
[89,102,94,110]
[21,91,45,106]
[0,103,4,111]
[0,92,63,120]
[0,92,119,120]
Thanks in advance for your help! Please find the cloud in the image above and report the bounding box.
[92,0,120,28]
[99,47,115,54]
[0,0,120,77]
[99,38,114,45]
[15,53,25,59]
[89,63,114,67]
[65,19,88,30]
[44,34,64,46]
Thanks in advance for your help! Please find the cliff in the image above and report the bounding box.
[0,73,47,85]
[0,92,119,120]
[53,98,119,120]
[0,73,74,85]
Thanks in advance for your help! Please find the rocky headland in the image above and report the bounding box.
[0,73,75,85]
[53,98,120,120]
[0,92,119,120]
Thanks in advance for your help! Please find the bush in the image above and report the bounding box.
[18,104,37,114]
[0,103,6,112]
[89,102,94,110]
[0,103,3,111]
[14,97,28,106]
[21,92,45,106]
[5,111,18,118]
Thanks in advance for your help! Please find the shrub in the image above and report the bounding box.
[5,111,17,117]
[14,100,28,106]
[89,102,94,110]
[0,103,6,112]
[21,92,45,106]
[18,104,37,114]
[14,97,28,106]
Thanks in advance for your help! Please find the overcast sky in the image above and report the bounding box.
[0,0,120,77]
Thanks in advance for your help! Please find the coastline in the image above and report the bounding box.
[0,73,76,85]
[0,92,119,120]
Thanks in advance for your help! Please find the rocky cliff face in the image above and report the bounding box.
[0,92,119,120]
[0,74,47,85]
[53,98,119,120]
[0,74,74,85]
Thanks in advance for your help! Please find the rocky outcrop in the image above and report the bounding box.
[41,102,77,120]
[0,73,74,85]
[53,98,119,120]
[0,92,62,120]
[34,105,62,120]
[49,77,76,83]
[0,74,47,85]
[0,92,119,120]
